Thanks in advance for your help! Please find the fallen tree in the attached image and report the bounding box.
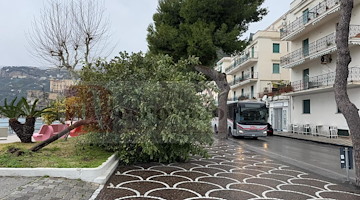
[29,119,97,152]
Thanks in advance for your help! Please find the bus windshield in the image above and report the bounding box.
[237,103,268,125]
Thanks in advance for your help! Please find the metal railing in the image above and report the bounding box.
[281,24,360,67]
[281,0,340,39]
[350,25,360,37]
[228,93,251,101]
[225,52,258,73]
[291,67,360,92]
[229,72,258,87]
[281,32,336,66]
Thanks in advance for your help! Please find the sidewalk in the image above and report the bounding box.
[95,138,360,200]
[0,134,21,144]
[0,176,99,200]
[274,131,353,147]
[0,133,357,199]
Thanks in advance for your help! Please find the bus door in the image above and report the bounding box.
[228,103,237,130]
[233,106,237,129]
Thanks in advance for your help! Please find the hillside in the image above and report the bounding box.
[0,66,71,104]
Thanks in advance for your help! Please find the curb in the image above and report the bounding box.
[0,154,119,184]
[273,133,352,147]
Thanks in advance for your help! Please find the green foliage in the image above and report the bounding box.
[41,99,66,125]
[0,97,24,119]
[147,0,267,66]
[0,97,50,119]
[20,97,49,118]
[80,53,214,164]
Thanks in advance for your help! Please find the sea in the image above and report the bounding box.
[0,118,44,134]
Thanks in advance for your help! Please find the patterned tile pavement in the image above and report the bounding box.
[96,139,360,200]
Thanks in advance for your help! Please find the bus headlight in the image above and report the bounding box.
[263,131,267,134]
[238,130,244,134]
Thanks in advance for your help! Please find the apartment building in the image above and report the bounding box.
[280,0,360,136]
[225,19,290,102]
[215,57,232,73]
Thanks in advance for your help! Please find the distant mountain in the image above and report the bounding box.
[0,66,72,104]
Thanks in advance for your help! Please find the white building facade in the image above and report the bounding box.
[225,28,290,101]
[280,0,360,136]
[223,19,291,131]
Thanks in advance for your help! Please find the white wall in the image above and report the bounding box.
[291,87,360,130]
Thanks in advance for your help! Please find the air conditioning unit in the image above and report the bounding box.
[321,54,332,64]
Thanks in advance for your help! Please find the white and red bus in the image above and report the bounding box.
[213,100,269,138]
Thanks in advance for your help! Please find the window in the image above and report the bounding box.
[303,9,309,24]
[273,63,280,74]
[303,99,310,114]
[303,38,309,56]
[273,43,280,53]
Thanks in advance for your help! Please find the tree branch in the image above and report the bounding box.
[29,119,97,152]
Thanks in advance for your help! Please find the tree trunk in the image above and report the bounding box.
[195,65,230,139]
[30,119,96,152]
[9,118,36,143]
[23,117,36,143]
[334,0,360,186]
[9,118,24,141]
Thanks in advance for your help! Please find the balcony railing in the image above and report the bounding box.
[229,72,258,87]
[225,52,258,73]
[291,67,360,92]
[281,0,340,39]
[350,25,360,38]
[281,24,360,68]
[281,32,336,67]
[228,93,251,101]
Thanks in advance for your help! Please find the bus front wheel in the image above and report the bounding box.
[228,128,232,137]
[214,125,218,134]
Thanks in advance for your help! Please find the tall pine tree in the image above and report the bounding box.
[147,0,267,139]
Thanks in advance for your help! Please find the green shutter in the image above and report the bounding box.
[273,63,280,74]
[273,43,280,53]
[303,99,310,114]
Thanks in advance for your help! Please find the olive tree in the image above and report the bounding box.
[79,52,214,163]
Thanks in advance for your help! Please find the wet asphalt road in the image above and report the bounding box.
[231,136,356,183]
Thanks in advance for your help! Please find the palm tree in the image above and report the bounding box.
[0,97,25,141]
[21,98,49,143]
[0,97,49,143]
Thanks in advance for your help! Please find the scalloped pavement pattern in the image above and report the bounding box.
[96,140,360,200]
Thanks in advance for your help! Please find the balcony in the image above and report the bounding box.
[229,72,258,88]
[281,0,340,40]
[280,25,360,68]
[228,93,251,101]
[225,52,258,74]
[288,67,360,94]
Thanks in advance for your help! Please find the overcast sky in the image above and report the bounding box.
[0,0,291,68]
